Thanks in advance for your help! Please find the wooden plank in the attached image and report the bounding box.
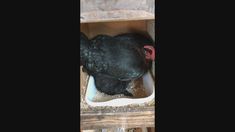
[80,106,155,130]
[81,10,154,23]
[81,0,123,12]
[146,20,155,78]
[80,24,89,35]
[80,0,154,13]
[147,20,155,41]
[86,20,147,38]
[81,130,96,132]
[81,127,152,132]
[148,127,155,132]
[80,0,155,23]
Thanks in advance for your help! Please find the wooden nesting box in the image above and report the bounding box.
[80,0,155,130]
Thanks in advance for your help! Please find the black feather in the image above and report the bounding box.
[93,73,133,96]
[80,32,155,96]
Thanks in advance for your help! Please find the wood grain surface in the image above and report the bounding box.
[81,106,155,130]
[80,0,155,23]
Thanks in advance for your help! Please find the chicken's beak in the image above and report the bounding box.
[144,45,155,61]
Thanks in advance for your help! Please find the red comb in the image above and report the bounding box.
[144,45,155,61]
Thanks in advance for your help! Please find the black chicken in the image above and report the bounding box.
[80,32,155,96]
[93,73,132,96]
[114,33,154,48]
[81,34,149,80]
